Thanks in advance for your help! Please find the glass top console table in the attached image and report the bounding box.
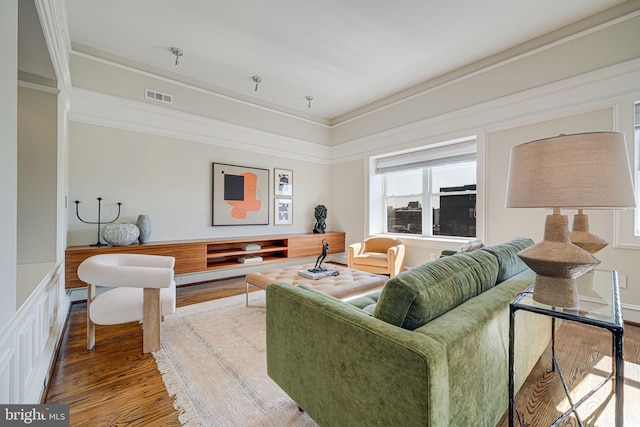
[508,269,623,427]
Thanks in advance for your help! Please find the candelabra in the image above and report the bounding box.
[75,197,122,246]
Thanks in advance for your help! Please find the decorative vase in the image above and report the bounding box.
[136,214,152,244]
[101,223,140,246]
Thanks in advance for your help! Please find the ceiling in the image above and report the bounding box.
[44,1,629,120]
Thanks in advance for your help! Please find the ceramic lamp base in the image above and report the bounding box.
[532,275,579,308]
[518,210,600,308]
[570,210,608,254]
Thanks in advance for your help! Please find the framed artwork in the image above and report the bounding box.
[274,168,293,196]
[212,162,269,225]
[274,198,293,225]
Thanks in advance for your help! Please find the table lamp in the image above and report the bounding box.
[505,132,636,308]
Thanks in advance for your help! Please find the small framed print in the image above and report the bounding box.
[274,198,293,225]
[274,168,293,196]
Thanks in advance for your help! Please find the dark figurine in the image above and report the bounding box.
[313,204,327,234]
[309,238,329,272]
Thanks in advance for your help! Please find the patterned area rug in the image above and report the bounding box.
[153,291,318,426]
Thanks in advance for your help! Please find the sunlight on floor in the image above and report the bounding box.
[553,355,640,426]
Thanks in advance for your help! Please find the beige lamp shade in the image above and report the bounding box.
[505,131,636,308]
[505,132,636,209]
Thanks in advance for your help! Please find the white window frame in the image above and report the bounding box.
[373,136,478,241]
[613,100,640,249]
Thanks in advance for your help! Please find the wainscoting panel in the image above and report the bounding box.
[0,262,70,403]
[0,348,16,404]
[18,314,36,402]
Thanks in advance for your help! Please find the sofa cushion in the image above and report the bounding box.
[353,252,389,268]
[373,250,499,330]
[347,289,382,315]
[480,237,534,283]
[458,239,485,253]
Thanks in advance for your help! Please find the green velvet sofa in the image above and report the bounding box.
[266,238,552,426]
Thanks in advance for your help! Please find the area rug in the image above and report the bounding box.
[153,290,318,426]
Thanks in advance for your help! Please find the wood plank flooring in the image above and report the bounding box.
[44,277,251,426]
[45,277,640,426]
[496,320,640,426]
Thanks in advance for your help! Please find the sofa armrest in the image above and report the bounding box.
[266,283,450,427]
[411,269,550,426]
[387,244,405,277]
[347,242,364,268]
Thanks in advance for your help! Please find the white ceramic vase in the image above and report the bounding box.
[136,214,152,244]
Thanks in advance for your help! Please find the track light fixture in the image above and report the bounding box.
[305,95,314,108]
[252,76,262,91]
[171,47,183,67]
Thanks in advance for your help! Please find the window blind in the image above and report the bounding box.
[375,140,476,174]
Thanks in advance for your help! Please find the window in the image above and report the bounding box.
[375,138,477,238]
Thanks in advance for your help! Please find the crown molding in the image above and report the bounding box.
[331,9,640,128]
[34,0,71,110]
[331,58,640,164]
[18,80,59,95]
[70,49,332,128]
[69,87,332,165]
[68,57,640,167]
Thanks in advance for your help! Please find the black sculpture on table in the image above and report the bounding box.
[313,204,327,234]
[309,238,329,273]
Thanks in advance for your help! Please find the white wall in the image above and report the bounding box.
[331,159,366,248]
[68,122,333,246]
[0,0,18,326]
[18,86,58,265]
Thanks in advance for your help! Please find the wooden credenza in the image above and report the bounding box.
[65,232,345,289]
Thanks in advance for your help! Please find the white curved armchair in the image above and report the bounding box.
[77,253,176,353]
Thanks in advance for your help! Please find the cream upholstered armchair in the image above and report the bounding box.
[348,236,406,277]
[77,253,176,354]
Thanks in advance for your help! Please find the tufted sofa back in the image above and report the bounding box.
[372,238,533,330]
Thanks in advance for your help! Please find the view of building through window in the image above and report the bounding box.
[385,161,476,238]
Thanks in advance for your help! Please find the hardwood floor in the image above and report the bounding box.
[44,276,251,426]
[496,320,640,427]
[45,278,640,426]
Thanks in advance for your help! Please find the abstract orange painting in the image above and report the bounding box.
[212,163,269,225]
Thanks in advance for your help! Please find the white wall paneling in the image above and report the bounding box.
[0,262,69,403]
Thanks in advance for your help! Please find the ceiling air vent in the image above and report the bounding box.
[145,88,173,104]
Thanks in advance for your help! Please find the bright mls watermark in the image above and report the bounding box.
[1,405,69,426]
